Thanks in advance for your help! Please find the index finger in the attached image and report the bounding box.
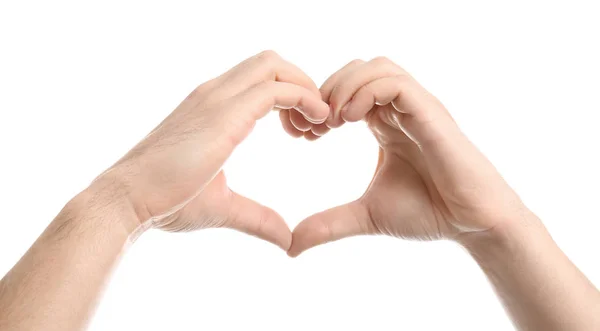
[229,81,330,124]
[214,50,321,100]
[319,59,365,128]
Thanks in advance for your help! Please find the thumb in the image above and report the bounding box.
[225,190,292,251]
[288,200,372,257]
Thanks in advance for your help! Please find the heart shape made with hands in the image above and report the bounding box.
[146,54,519,258]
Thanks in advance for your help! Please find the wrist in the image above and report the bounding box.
[66,174,144,241]
[456,209,548,259]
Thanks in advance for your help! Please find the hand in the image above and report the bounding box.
[288,57,531,256]
[94,50,330,250]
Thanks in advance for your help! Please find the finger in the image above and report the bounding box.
[310,123,330,136]
[344,75,454,143]
[288,201,372,257]
[215,50,321,100]
[342,76,409,123]
[328,56,404,117]
[303,130,321,141]
[320,59,366,102]
[226,190,292,251]
[319,59,365,128]
[289,109,313,131]
[279,109,304,138]
[234,81,330,123]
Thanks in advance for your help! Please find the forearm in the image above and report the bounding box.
[460,213,600,331]
[0,180,139,331]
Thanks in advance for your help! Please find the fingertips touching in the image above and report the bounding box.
[328,57,405,124]
[325,103,346,128]
[341,76,399,122]
[320,59,366,102]
[294,102,329,125]
[320,59,365,128]
[310,123,330,137]
[289,109,313,131]
[279,109,304,138]
[303,130,321,141]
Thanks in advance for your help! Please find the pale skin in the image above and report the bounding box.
[0,51,598,331]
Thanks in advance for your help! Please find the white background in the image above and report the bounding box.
[1,1,599,330]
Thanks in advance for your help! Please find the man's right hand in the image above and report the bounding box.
[288,57,533,256]
[285,57,600,331]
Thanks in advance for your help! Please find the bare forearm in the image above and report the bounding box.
[0,182,139,331]
[460,213,600,331]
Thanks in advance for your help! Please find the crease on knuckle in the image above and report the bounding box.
[315,217,334,244]
[254,207,270,235]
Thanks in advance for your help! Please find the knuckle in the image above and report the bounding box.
[254,209,269,234]
[315,218,334,241]
[392,74,411,88]
[372,56,405,74]
[187,80,213,100]
[253,50,281,80]
[186,88,201,101]
[371,56,393,65]
[255,49,280,64]
[348,59,365,66]
[198,79,215,91]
